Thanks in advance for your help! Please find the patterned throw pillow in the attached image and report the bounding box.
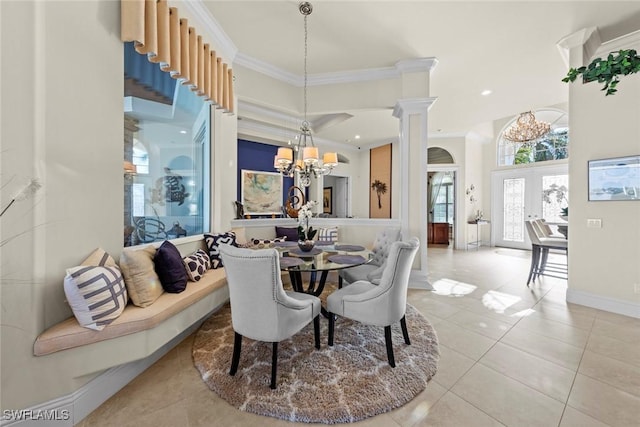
[81,247,118,267]
[204,231,238,269]
[64,248,128,331]
[317,227,339,243]
[183,249,211,282]
[154,241,188,293]
[245,236,286,249]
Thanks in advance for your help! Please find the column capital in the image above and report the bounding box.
[393,97,438,118]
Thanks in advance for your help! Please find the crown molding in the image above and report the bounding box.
[179,0,237,62]
[235,55,440,87]
[237,99,299,126]
[594,29,640,57]
[395,57,438,73]
[234,52,300,86]
[556,27,600,67]
[392,97,438,118]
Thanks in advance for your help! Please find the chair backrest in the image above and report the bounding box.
[219,244,287,339]
[534,218,556,238]
[370,227,402,267]
[525,220,542,245]
[375,237,420,322]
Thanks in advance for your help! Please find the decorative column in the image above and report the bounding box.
[393,98,437,287]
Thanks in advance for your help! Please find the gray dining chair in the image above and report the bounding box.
[219,244,321,389]
[525,220,568,286]
[338,227,402,287]
[327,237,419,367]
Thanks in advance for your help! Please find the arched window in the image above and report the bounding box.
[428,147,455,164]
[497,109,569,166]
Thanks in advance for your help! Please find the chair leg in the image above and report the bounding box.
[313,315,320,349]
[270,342,278,389]
[400,316,411,345]
[538,248,550,278]
[338,276,343,289]
[384,326,395,368]
[527,245,539,286]
[328,312,335,346]
[229,332,242,376]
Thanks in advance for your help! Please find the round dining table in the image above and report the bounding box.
[275,242,372,316]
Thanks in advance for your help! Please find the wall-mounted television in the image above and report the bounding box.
[588,155,640,201]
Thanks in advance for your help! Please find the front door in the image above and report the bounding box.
[492,164,568,249]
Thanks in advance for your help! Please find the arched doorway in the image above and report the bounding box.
[427,147,458,249]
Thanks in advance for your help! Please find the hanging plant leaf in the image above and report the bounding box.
[562,49,640,96]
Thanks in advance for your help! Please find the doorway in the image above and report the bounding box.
[323,175,350,217]
[491,164,568,249]
[428,171,456,247]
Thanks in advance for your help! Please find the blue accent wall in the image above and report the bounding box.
[237,140,294,214]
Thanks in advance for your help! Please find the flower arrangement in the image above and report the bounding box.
[297,200,318,241]
[0,178,42,217]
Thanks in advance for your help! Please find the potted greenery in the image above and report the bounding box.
[562,49,640,96]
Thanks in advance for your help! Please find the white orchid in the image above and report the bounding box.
[297,200,318,241]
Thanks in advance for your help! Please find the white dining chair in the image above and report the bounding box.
[338,227,402,287]
[219,244,321,389]
[327,238,419,367]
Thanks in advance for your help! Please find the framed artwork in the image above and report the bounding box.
[323,187,333,214]
[241,170,283,215]
[370,143,392,218]
[588,155,640,201]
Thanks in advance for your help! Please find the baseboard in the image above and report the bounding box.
[566,288,640,319]
[409,269,434,290]
[1,308,219,427]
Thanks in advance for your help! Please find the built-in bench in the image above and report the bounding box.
[32,236,229,376]
[34,268,227,356]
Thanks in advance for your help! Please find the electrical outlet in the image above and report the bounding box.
[635,284,640,294]
[587,218,602,228]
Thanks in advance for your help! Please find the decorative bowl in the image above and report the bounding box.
[298,240,315,252]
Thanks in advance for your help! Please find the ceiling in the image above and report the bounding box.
[203,1,640,149]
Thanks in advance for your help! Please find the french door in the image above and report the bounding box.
[491,164,568,249]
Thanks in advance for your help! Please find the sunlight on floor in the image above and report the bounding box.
[481,290,522,313]
[431,278,477,297]
[510,308,537,318]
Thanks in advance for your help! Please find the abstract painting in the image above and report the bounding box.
[241,170,283,215]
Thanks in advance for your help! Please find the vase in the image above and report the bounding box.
[298,240,315,252]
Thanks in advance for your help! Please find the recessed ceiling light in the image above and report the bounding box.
[354,135,361,139]
[481,90,492,96]
[179,130,187,134]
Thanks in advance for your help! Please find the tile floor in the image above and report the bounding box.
[80,246,640,427]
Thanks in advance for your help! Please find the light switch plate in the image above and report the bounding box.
[587,218,602,228]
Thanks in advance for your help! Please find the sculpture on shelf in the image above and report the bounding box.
[285,186,305,218]
[234,201,245,219]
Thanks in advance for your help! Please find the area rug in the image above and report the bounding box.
[192,302,439,424]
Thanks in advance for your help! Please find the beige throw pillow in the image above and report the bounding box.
[119,246,164,307]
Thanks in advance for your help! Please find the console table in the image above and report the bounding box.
[467,220,490,250]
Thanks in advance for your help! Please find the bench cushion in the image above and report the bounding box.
[34,268,227,356]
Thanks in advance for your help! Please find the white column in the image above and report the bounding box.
[393,98,437,288]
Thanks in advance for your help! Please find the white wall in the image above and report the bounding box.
[0,0,239,411]
[566,40,640,314]
[1,0,123,410]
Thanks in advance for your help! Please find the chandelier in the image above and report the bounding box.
[503,111,551,143]
[274,2,338,187]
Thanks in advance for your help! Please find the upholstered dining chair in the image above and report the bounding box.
[525,220,568,286]
[338,227,402,288]
[219,244,321,389]
[327,237,419,368]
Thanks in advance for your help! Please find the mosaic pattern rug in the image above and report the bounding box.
[192,301,439,424]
